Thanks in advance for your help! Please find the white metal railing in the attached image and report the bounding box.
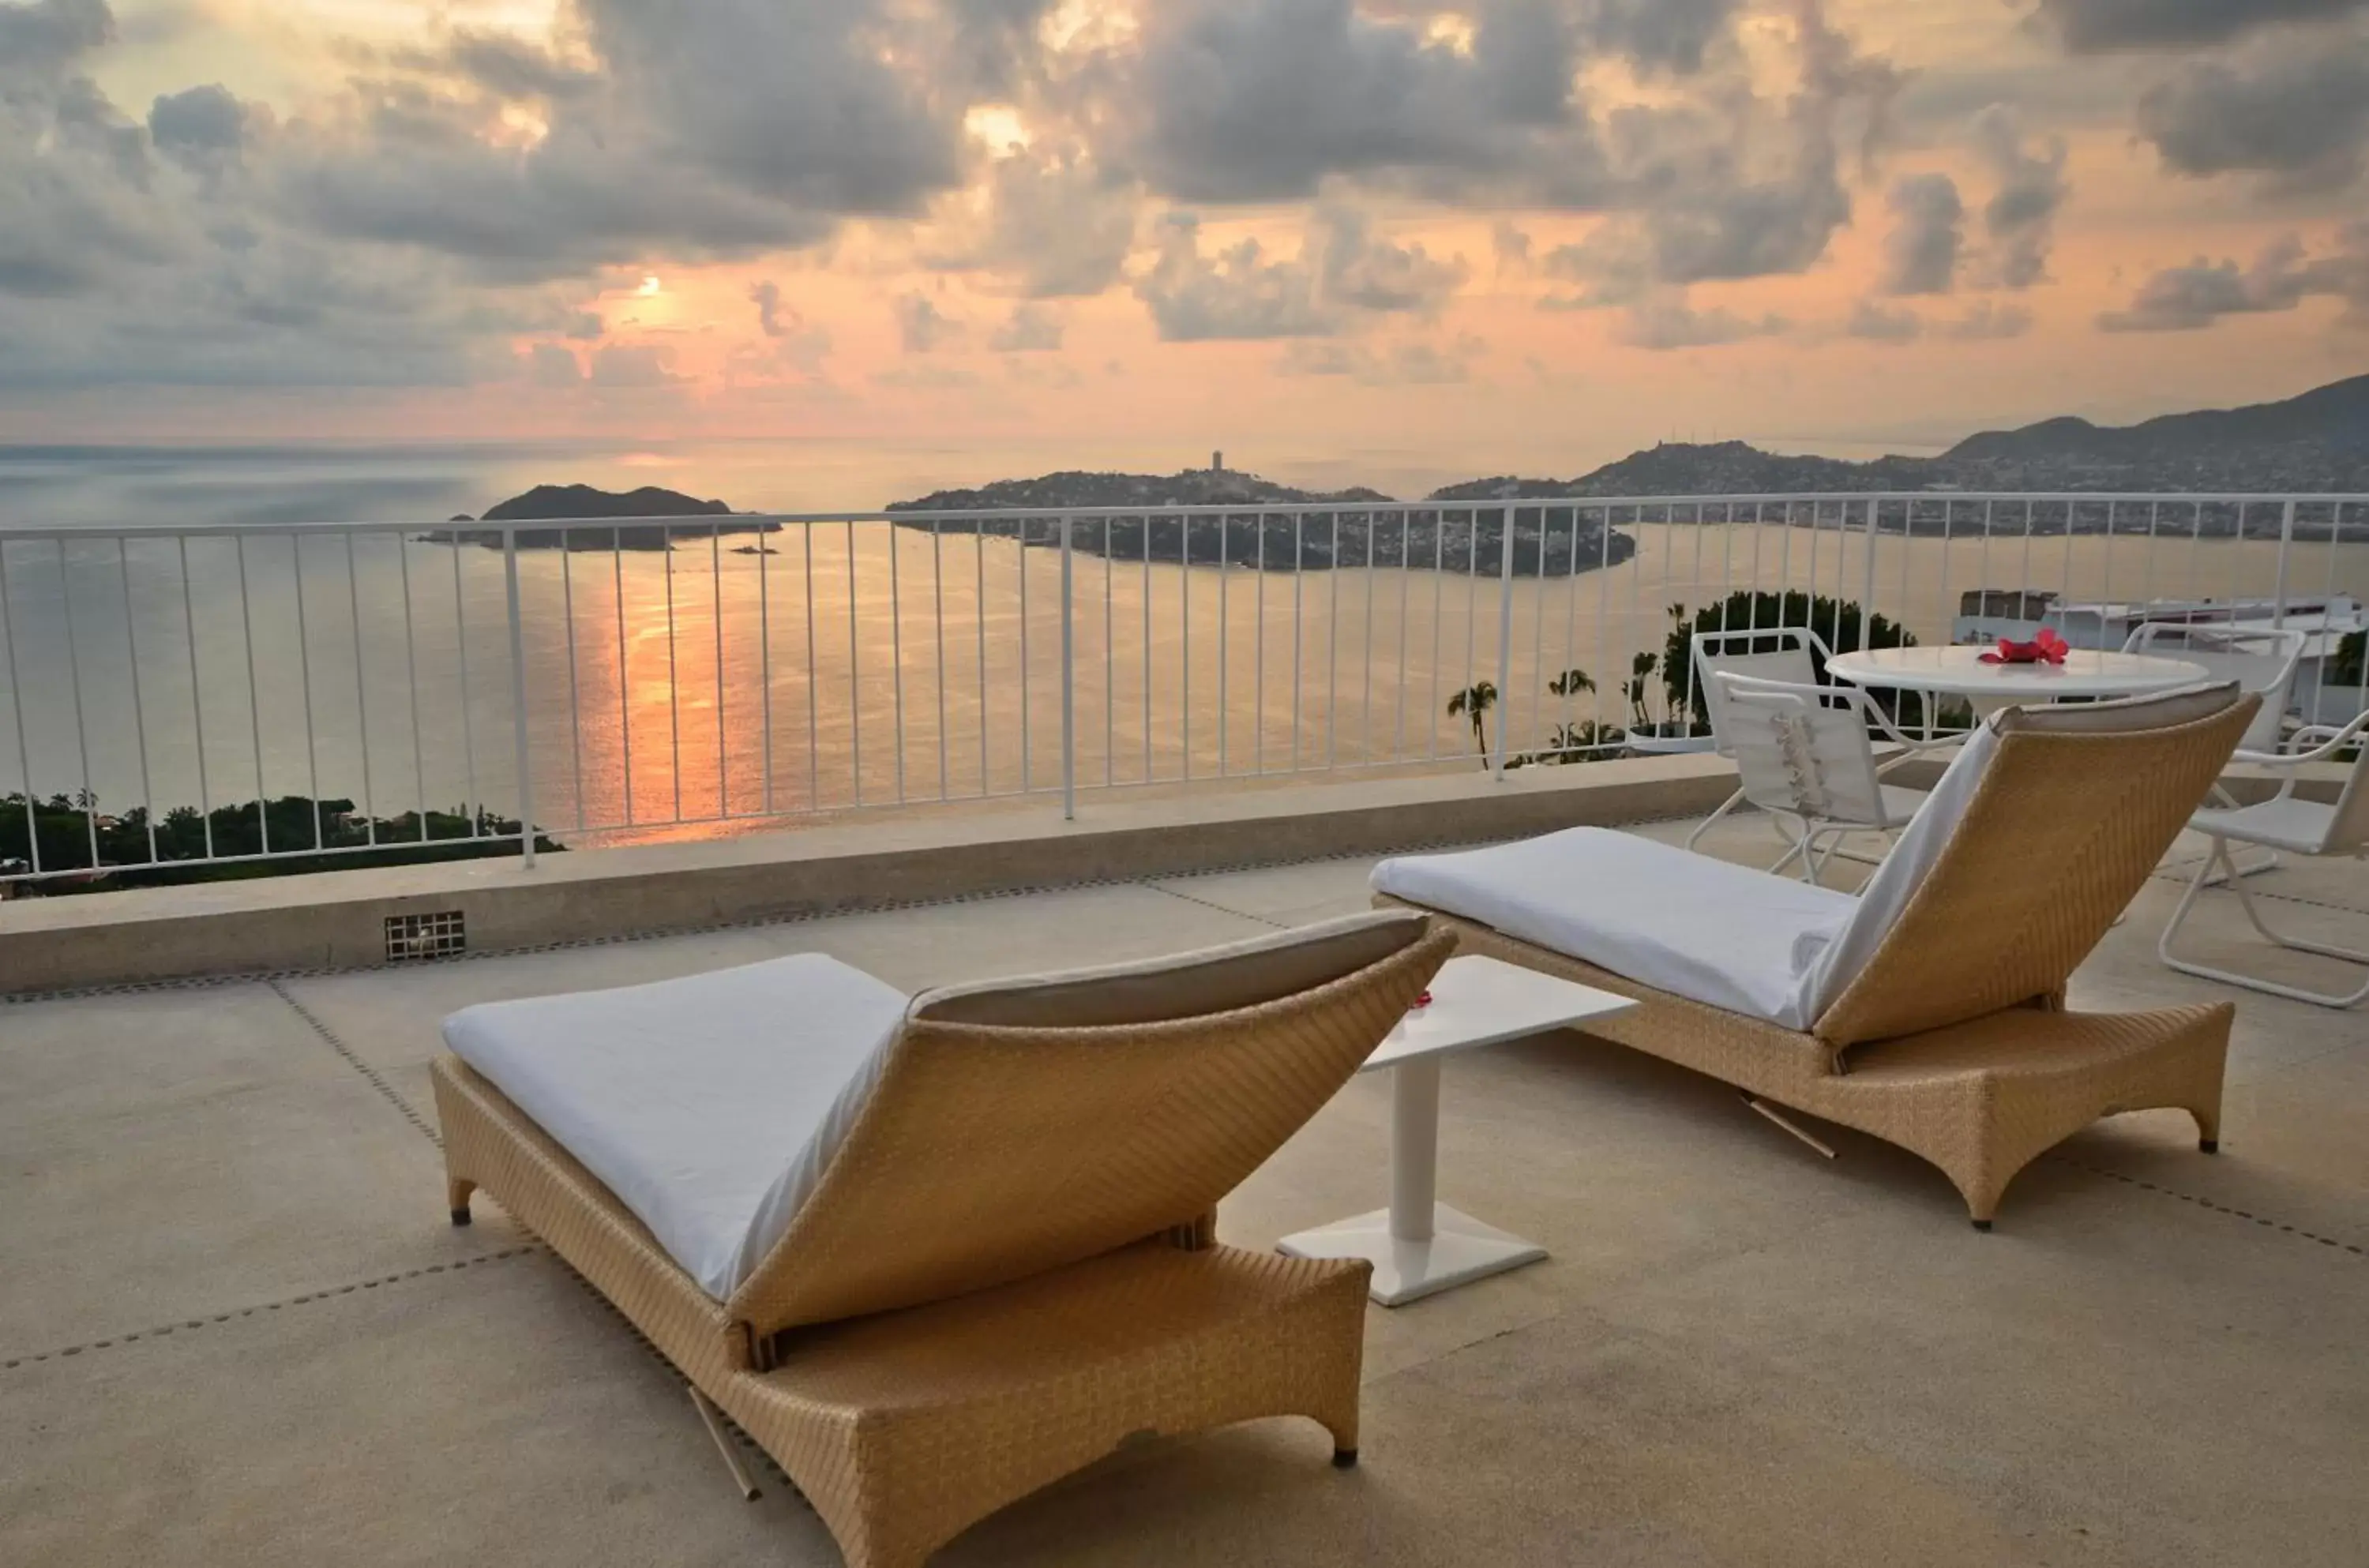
[2,493,2364,885]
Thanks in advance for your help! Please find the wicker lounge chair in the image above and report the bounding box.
[432,910,1452,1568]
[1372,685,2258,1228]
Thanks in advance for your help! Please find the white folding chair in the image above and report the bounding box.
[2122,621,2306,771]
[1688,626,1952,858]
[2157,713,2369,1007]
[1714,672,1932,885]
[1688,627,1845,851]
[2124,621,2310,878]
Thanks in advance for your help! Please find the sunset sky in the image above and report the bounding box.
[5,0,2368,473]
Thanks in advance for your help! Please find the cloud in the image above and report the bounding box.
[1492,219,1533,276]
[1971,107,2069,288]
[1132,206,1465,342]
[436,29,602,103]
[1537,3,1904,304]
[988,301,1063,351]
[2093,230,2369,328]
[942,0,1061,95]
[275,81,835,282]
[1616,292,1787,348]
[1847,298,1922,341]
[1879,173,1962,294]
[147,84,249,166]
[2029,0,2367,53]
[1117,0,1609,206]
[2135,32,2369,193]
[1943,299,2034,339]
[923,146,1137,298]
[1314,204,1468,315]
[895,291,963,352]
[1134,214,1329,340]
[588,343,679,387]
[572,0,961,216]
[748,279,832,373]
[1584,0,1744,75]
[527,342,583,386]
[272,0,1060,285]
[750,280,790,337]
[0,0,111,84]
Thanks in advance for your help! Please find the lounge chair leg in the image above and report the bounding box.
[688,1386,761,1502]
[1332,1448,1359,1469]
[1741,1094,1837,1160]
[2199,1138,2220,1153]
[447,1178,475,1226]
[1970,1219,1993,1233]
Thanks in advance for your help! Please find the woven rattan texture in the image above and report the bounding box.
[732,921,1453,1335]
[432,920,1451,1568]
[1815,697,2257,1046]
[1379,904,2230,1224]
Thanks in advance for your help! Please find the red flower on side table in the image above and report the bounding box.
[1980,628,2070,666]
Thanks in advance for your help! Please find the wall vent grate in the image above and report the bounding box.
[385,911,466,963]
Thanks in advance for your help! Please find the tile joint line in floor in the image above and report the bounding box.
[1142,880,1296,930]
[268,978,441,1146]
[2058,1157,2366,1258]
[0,1246,542,1374]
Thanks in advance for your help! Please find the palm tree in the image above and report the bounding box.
[1446,681,1498,767]
[1623,650,1659,729]
[1546,667,1595,698]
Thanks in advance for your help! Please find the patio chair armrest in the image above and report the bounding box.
[2233,711,2369,767]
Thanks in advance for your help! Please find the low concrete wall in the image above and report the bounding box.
[0,756,1736,994]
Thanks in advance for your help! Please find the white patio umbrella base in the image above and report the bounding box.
[1280,1205,1546,1306]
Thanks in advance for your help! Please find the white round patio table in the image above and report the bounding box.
[1825,646,2210,714]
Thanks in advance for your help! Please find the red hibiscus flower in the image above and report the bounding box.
[1980,628,2071,665]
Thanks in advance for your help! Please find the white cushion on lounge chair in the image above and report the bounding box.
[443,954,909,1300]
[1372,826,1857,1027]
[1378,685,2242,1032]
[1790,721,1999,1019]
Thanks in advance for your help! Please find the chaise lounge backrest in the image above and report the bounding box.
[1809,684,2256,1048]
[726,910,1452,1337]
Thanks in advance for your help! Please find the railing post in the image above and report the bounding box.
[2272,498,2296,628]
[1858,497,1880,651]
[1059,512,1076,821]
[502,532,536,869]
[1492,503,1515,782]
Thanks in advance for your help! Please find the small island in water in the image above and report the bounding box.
[422,484,779,550]
[886,463,1639,577]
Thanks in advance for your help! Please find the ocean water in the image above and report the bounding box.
[3,444,2365,863]
[0,439,1494,531]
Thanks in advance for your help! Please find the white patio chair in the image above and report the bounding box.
[2122,621,2306,771]
[1684,625,1951,854]
[2157,712,2369,1007]
[2124,621,2310,879]
[1714,672,1933,885]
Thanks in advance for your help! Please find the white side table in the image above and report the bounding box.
[1278,955,1635,1306]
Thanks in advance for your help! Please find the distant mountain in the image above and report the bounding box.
[1946,373,2369,471]
[424,484,775,550]
[1431,373,2369,502]
[886,467,1635,576]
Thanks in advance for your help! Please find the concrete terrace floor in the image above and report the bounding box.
[4,808,2366,1568]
